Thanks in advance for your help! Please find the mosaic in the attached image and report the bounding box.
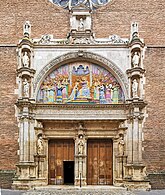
[37,62,125,104]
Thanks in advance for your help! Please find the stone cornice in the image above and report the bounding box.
[34,103,130,110]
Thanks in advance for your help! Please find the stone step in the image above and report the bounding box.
[22,186,136,195]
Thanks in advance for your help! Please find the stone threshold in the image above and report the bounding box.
[34,185,127,190]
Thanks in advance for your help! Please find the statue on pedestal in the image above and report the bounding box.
[118,135,125,155]
[132,79,138,98]
[79,18,84,31]
[23,79,30,97]
[22,52,30,67]
[37,135,44,155]
[132,52,140,67]
[78,135,84,155]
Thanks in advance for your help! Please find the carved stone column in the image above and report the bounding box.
[124,101,150,190]
[12,104,37,189]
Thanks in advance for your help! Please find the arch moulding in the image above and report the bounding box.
[34,51,128,100]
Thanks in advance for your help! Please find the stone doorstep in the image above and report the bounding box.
[34,185,127,190]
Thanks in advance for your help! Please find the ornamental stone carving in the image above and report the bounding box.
[49,0,111,10]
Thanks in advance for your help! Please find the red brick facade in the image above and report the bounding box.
[0,0,165,189]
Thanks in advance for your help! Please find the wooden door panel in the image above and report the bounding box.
[48,139,74,185]
[87,139,113,185]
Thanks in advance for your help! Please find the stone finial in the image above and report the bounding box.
[23,21,31,38]
[131,22,138,38]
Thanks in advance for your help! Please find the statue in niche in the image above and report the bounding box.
[118,134,125,155]
[78,135,84,155]
[37,134,44,155]
[79,18,84,31]
[23,78,30,97]
[132,52,140,67]
[23,21,31,36]
[132,79,138,98]
[22,52,30,67]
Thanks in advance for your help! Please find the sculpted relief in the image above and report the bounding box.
[37,62,125,104]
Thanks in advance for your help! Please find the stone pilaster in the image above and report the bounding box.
[124,101,150,190]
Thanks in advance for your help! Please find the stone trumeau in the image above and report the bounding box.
[0,0,165,190]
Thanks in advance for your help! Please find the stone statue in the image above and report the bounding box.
[118,135,124,155]
[23,21,31,37]
[37,135,44,154]
[79,18,84,31]
[22,52,30,67]
[23,79,30,97]
[132,79,138,98]
[132,52,140,67]
[78,135,84,155]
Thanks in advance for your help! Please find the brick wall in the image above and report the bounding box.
[0,170,15,189]
[0,0,165,189]
[0,47,18,188]
[143,48,165,186]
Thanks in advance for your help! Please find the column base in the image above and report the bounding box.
[75,178,87,186]
[12,178,48,190]
[124,164,151,190]
[124,180,151,190]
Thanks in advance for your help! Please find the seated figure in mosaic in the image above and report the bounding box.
[77,77,90,99]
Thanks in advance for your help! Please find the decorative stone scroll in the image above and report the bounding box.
[33,34,128,45]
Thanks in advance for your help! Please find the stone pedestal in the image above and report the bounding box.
[75,155,87,186]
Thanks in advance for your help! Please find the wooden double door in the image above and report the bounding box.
[87,139,113,185]
[48,139,113,185]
